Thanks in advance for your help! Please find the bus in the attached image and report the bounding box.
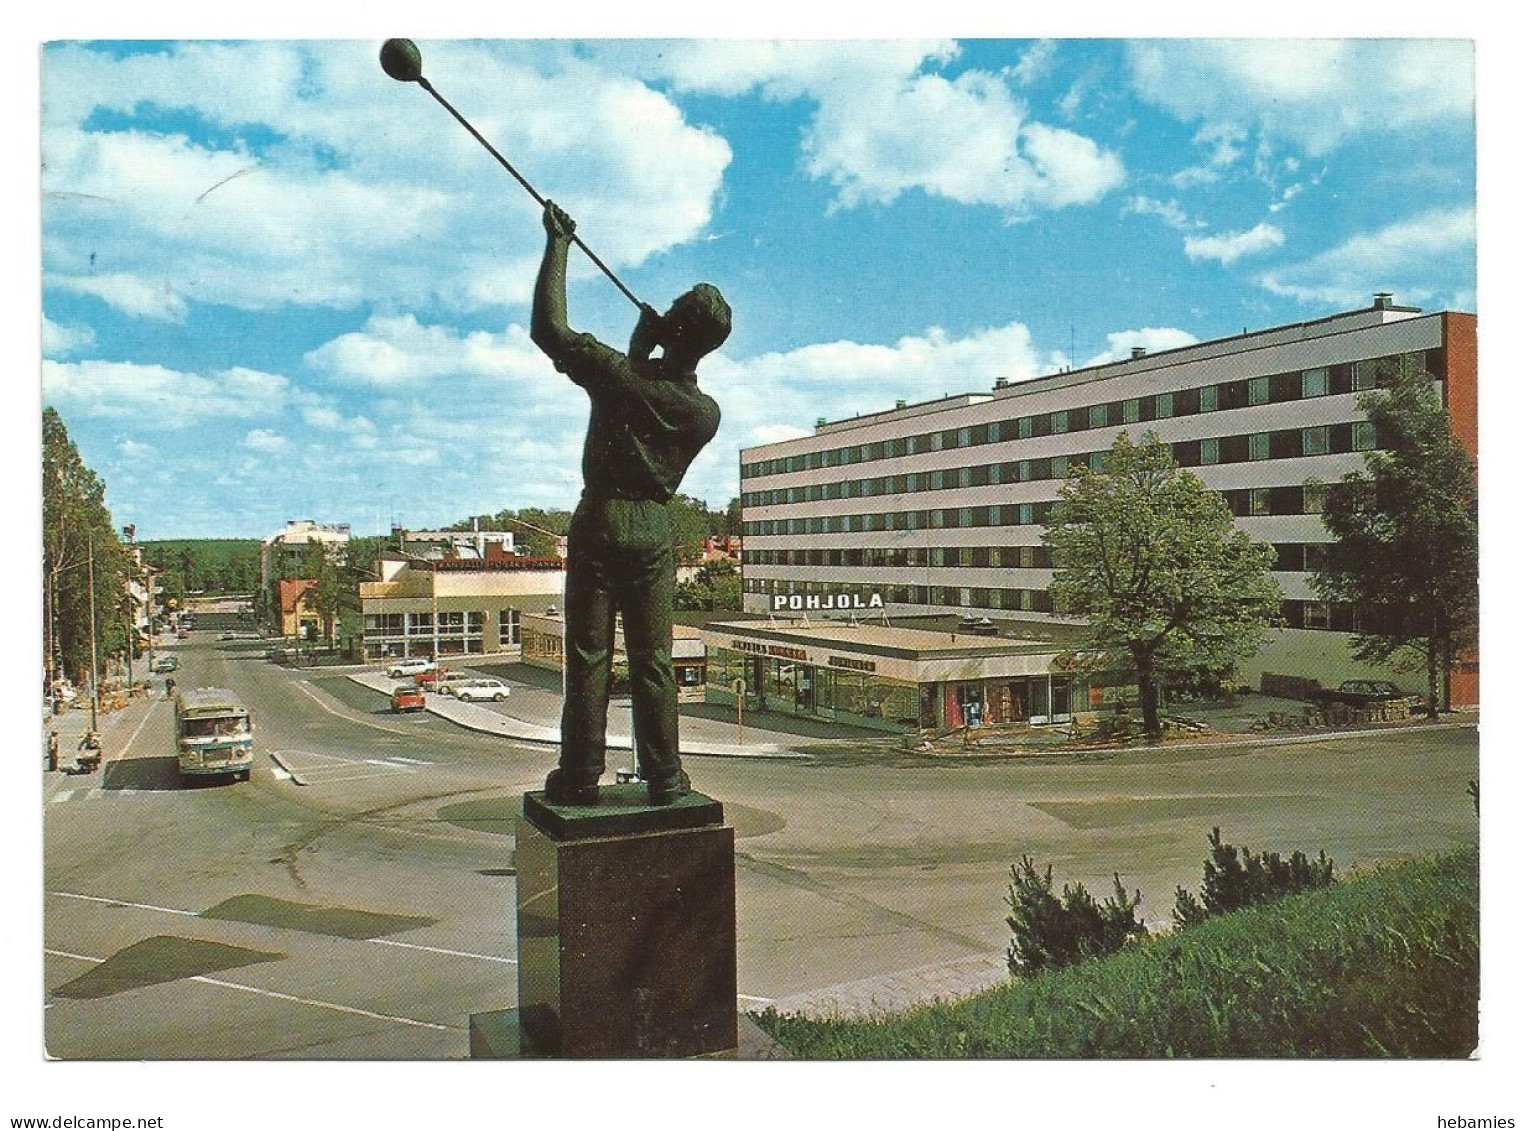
[173,687,254,781]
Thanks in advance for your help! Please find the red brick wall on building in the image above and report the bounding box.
[1442,312,1479,708]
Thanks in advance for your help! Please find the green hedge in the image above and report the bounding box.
[753,849,1478,1058]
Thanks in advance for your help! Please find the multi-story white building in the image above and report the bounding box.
[258,518,352,592]
[738,297,1477,708]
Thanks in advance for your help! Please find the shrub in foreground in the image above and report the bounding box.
[1004,856,1145,975]
[1174,826,1335,928]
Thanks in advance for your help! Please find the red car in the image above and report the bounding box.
[389,684,426,713]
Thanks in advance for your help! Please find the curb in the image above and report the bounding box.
[343,672,812,761]
[941,717,1479,761]
[267,750,307,786]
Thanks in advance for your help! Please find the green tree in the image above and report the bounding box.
[1043,433,1282,741]
[1310,364,1477,717]
[669,494,713,562]
[674,558,742,612]
[43,408,130,691]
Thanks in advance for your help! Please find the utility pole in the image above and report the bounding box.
[87,538,99,733]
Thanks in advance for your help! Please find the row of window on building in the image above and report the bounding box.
[740,351,1435,481]
[362,609,522,655]
[744,541,1332,573]
[743,421,1376,511]
[746,482,1340,538]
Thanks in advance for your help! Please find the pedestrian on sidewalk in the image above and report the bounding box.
[45,728,59,771]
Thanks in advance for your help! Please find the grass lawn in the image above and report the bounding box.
[753,848,1478,1058]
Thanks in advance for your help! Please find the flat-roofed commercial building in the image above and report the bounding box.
[696,617,1093,731]
[739,298,1477,704]
[358,555,565,662]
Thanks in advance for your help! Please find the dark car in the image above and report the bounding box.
[390,683,426,713]
[1319,680,1419,711]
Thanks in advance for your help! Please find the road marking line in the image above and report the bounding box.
[50,791,77,804]
[51,891,198,917]
[292,681,416,737]
[384,756,433,765]
[737,994,774,1006]
[367,938,516,964]
[286,770,417,785]
[43,947,454,1032]
[190,974,455,1031]
[49,890,516,967]
[362,759,417,770]
[120,695,161,758]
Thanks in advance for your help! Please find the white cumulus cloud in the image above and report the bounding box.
[1127,40,1473,155]
[614,40,1124,219]
[1084,328,1200,368]
[42,316,96,357]
[42,359,288,425]
[41,41,732,319]
[243,429,290,453]
[305,315,553,388]
[1184,222,1286,265]
[1258,207,1475,307]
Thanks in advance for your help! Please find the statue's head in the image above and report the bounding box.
[662,283,731,362]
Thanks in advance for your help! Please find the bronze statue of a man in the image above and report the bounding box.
[530,201,728,806]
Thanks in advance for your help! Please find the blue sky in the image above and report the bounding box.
[40,38,1476,539]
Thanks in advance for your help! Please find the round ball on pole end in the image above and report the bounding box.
[380,39,424,83]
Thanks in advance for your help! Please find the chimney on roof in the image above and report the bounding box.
[816,417,827,428]
[895,399,907,409]
[1130,346,1147,359]
[994,378,1009,388]
[1373,292,1394,310]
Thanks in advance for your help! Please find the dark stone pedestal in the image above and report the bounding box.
[474,783,737,1059]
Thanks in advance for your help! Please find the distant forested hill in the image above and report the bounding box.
[139,539,262,597]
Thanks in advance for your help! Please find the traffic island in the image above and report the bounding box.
[470,783,737,1059]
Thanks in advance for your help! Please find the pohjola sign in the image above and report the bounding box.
[771,592,885,612]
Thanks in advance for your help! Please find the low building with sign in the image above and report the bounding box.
[695,615,1094,732]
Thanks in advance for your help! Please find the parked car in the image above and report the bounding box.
[386,657,437,679]
[454,678,511,703]
[219,631,238,641]
[415,668,447,688]
[389,683,427,713]
[436,673,474,697]
[1317,680,1420,711]
[151,655,180,673]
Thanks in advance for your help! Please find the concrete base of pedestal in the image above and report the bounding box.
[509,784,738,1059]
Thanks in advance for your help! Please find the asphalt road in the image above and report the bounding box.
[42,634,1480,1058]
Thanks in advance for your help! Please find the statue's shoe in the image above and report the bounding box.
[646,769,691,806]
[544,767,600,806]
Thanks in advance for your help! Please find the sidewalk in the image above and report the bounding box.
[348,671,813,759]
[42,684,163,774]
[758,954,1012,1021]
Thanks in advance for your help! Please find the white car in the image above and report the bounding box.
[386,657,437,679]
[453,678,511,703]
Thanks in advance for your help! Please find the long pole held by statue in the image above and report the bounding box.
[379,38,646,311]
